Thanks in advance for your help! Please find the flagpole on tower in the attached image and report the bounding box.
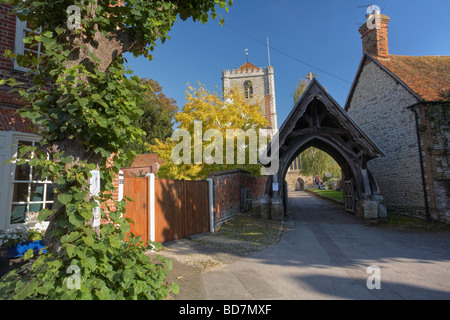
[267,36,271,67]
[245,48,248,62]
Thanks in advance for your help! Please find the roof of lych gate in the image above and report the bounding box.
[260,78,384,165]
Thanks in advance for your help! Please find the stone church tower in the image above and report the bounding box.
[222,61,278,130]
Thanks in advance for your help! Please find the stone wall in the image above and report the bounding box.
[347,60,426,214]
[209,169,268,225]
[285,171,315,191]
[416,104,450,222]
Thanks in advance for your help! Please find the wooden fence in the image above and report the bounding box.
[123,174,212,244]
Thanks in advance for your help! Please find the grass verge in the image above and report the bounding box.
[379,212,450,233]
[214,206,283,247]
[308,189,343,202]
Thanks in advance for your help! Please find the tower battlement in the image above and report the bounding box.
[221,61,277,130]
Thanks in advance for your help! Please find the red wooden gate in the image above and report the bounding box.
[154,179,210,243]
[123,177,149,242]
[123,176,210,244]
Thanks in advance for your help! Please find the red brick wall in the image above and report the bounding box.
[1,4,34,133]
[209,169,268,223]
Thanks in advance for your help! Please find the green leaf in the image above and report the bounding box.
[58,193,73,205]
[38,208,53,222]
[61,231,80,244]
[109,235,122,248]
[36,281,54,295]
[23,248,34,261]
[75,246,86,260]
[96,117,108,128]
[1,157,14,165]
[66,244,75,258]
[68,212,85,227]
[61,156,73,164]
[14,278,38,300]
[55,27,65,35]
[78,97,89,107]
[123,269,134,284]
[170,282,180,294]
[96,285,111,300]
[83,235,95,247]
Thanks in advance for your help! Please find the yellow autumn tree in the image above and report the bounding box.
[149,83,270,180]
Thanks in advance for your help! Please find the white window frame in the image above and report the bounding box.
[1,132,53,230]
[10,137,53,225]
[14,17,42,72]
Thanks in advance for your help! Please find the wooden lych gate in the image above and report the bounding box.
[260,79,386,220]
[343,180,355,214]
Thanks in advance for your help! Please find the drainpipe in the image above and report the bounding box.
[407,102,431,222]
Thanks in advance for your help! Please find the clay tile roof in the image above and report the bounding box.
[373,54,450,102]
[131,153,164,167]
[236,61,260,72]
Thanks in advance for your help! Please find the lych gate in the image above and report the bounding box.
[261,79,386,222]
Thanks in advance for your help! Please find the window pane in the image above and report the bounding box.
[46,184,55,201]
[14,163,30,181]
[12,182,29,202]
[10,204,26,224]
[30,183,44,202]
[45,203,53,211]
[31,167,42,181]
[29,202,42,213]
[17,140,33,158]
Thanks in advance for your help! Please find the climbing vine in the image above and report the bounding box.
[426,93,450,174]
[0,0,232,300]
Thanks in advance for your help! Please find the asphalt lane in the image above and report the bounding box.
[201,191,450,300]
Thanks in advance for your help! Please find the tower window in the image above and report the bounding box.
[244,80,253,99]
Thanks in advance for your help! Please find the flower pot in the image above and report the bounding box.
[7,240,46,258]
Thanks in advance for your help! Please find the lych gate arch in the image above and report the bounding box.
[261,79,386,222]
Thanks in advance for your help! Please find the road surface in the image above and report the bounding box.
[201,191,450,300]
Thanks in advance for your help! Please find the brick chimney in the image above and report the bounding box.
[359,14,390,59]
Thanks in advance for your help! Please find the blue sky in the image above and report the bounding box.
[124,0,450,127]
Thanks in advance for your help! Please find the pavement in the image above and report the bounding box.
[163,191,450,300]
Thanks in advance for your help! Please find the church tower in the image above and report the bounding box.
[222,61,278,130]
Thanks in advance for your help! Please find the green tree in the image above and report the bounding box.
[299,147,341,178]
[293,79,308,104]
[150,83,269,180]
[123,78,177,167]
[0,0,232,300]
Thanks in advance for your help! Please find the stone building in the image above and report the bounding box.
[284,157,315,192]
[345,13,450,222]
[222,61,278,130]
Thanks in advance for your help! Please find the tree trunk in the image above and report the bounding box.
[45,136,102,253]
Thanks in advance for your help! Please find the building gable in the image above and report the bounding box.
[345,54,421,112]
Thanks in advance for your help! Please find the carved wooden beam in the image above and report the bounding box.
[289,126,348,138]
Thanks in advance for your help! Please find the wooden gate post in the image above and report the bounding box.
[207,178,214,233]
[146,173,156,242]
